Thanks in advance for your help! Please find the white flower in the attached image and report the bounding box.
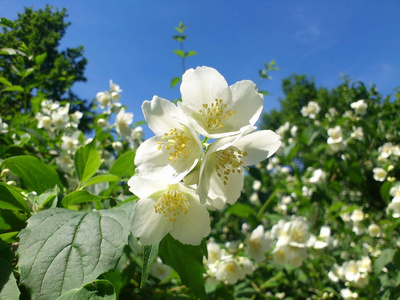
[387,197,400,218]
[277,217,311,248]
[350,99,368,116]
[35,113,52,129]
[350,209,364,222]
[373,167,387,182]
[150,257,172,281]
[309,169,326,184]
[390,184,400,198]
[215,257,243,285]
[301,101,320,119]
[247,225,273,262]
[368,223,381,237]
[340,288,359,300]
[272,245,307,267]
[51,111,69,129]
[96,91,111,108]
[352,221,365,235]
[379,143,393,158]
[61,135,79,153]
[357,256,372,273]
[128,176,210,245]
[328,264,342,282]
[70,111,83,127]
[314,226,332,249]
[327,126,343,144]
[197,128,281,208]
[0,117,9,134]
[115,107,133,138]
[351,126,364,141]
[290,125,298,137]
[112,141,123,151]
[342,260,360,282]
[56,152,74,173]
[206,241,222,265]
[134,96,203,183]
[109,79,122,93]
[97,118,107,127]
[133,126,144,140]
[178,66,264,138]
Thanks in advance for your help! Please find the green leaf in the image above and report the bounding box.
[2,155,62,194]
[0,272,20,300]
[0,77,12,87]
[380,181,393,202]
[0,18,15,29]
[159,235,207,300]
[185,50,197,57]
[0,182,30,213]
[2,85,24,93]
[35,53,47,66]
[56,280,116,300]
[170,77,181,88]
[374,248,396,273]
[141,244,159,288]
[18,205,132,300]
[173,50,185,57]
[227,203,254,218]
[74,139,101,184]
[109,150,135,179]
[81,174,120,189]
[61,190,104,207]
[172,35,186,42]
[0,240,20,299]
[34,185,59,208]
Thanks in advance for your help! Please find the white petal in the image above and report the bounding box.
[128,176,169,198]
[180,66,227,111]
[234,130,281,166]
[170,196,210,245]
[142,96,187,136]
[197,152,244,207]
[134,131,202,182]
[131,197,173,245]
[223,80,264,129]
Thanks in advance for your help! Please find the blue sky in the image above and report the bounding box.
[2,0,400,133]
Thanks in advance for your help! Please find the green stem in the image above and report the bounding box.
[257,189,280,219]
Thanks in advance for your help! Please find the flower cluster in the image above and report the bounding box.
[328,256,372,289]
[128,66,281,245]
[204,240,255,285]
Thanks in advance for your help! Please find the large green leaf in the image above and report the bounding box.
[109,150,135,179]
[18,203,134,300]
[0,182,30,213]
[159,235,207,300]
[61,190,104,208]
[2,155,62,194]
[141,244,159,288]
[56,280,115,300]
[74,140,101,184]
[81,174,120,189]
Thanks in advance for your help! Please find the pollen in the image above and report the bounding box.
[157,128,191,163]
[214,147,247,185]
[198,99,235,130]
[154,188,190,222]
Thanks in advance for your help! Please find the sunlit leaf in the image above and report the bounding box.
[18,203,133,300]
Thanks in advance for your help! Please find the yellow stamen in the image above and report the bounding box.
[154,188,190,222]
[213,147,247,185]
[198,98,235,130]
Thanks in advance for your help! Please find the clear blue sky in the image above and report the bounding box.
[2,0,400,132]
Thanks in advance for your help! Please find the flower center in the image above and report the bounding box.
[214,147,247,185]
[154,188,190,222]
[198,99,235,130]
[157,128,191,163]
